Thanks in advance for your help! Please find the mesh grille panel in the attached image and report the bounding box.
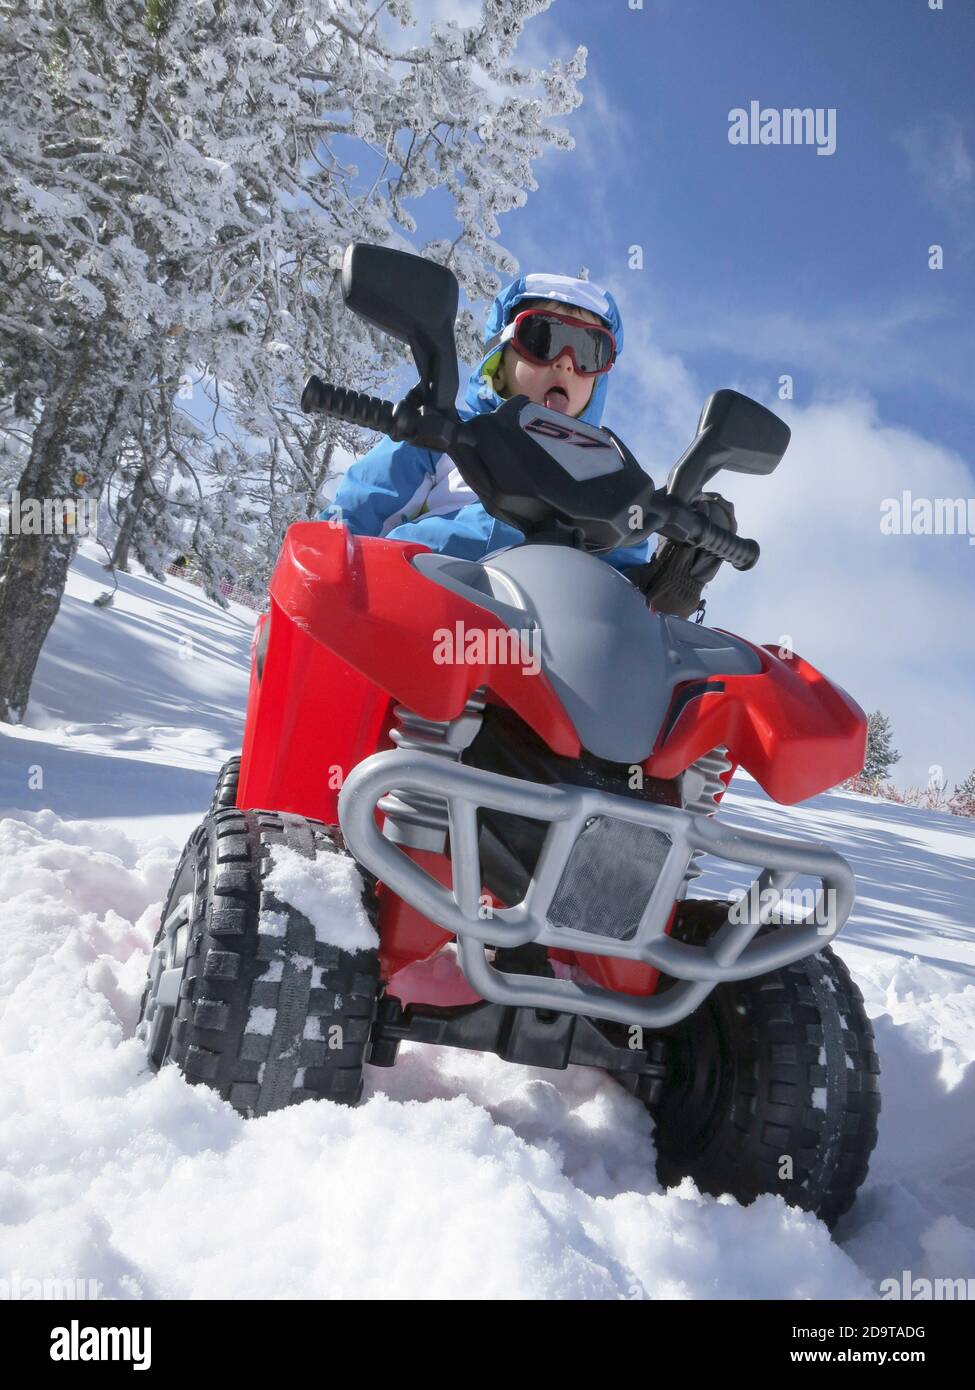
[546,816,672,941]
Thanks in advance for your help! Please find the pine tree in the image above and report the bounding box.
[950,769,975,819]
[954,769,975,798]
[860,710,901,787]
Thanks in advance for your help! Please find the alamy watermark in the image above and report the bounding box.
[880,1270,975,1300]
[433,620,541,676]
[1,1268,103,1299]
[880,491,975,543]
[50,1320,151,1370]
[728,101,837,156]
[728,882,838,933]
[1,489,97,537]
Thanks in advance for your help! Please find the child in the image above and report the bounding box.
[318,270,732,619]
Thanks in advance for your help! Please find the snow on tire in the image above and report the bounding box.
[137,808,380,1116]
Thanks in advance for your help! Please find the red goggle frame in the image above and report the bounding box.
[502,308,617,377]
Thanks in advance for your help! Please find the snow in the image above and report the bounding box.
[246,1008,277,1037]
[263,842,379,952]
[0,539,973,1299]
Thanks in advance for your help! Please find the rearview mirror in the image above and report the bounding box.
[341,242,460,414]
[667,389,791,501]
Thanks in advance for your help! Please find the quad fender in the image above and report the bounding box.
[646,640,868,804]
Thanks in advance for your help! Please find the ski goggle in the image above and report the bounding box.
[497,308,617,377]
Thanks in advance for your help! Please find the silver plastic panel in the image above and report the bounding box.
[412,546,761,763]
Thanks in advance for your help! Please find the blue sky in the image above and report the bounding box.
[358,0,975,791]
[491,0,975,458]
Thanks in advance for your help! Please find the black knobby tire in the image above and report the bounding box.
[138,808,380,1116]
[643,900,881,1228]
[210,755,241,812]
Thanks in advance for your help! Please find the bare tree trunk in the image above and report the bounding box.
[0,331,142,723]
[109,464,151,571]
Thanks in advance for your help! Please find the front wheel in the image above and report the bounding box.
[635,902,881,1228]
[137,808,380,1115]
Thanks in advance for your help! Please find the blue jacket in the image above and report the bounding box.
[317,272,652,572]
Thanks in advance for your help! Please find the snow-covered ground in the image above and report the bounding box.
[1,540,973,1299]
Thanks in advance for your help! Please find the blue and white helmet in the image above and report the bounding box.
[464,271,625,429]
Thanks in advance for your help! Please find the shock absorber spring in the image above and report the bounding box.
[680,745,733,893]
[378,693,487,851]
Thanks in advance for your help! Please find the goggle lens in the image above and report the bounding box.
[511,310,615,376]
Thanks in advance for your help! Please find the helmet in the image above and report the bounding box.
[468,271,624,428]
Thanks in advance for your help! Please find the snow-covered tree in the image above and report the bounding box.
[861,710,901,784]
[949,769,975,820]
[0,0,587,721]
[954,769,975,799]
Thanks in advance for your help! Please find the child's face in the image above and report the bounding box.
[492,300,611,417]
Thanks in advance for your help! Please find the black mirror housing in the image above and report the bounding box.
[697,389,791,473]
[668,390,791,502]
[341,243,460,415]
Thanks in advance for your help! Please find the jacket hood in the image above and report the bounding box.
[462,271,624,428]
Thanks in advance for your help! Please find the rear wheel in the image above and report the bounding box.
[209,755,241,812]
[634,900,881,1227]
[137,808,380,1115]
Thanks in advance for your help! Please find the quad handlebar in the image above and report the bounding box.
[301,374,760,572]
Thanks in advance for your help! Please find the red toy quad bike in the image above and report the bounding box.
[138,243,880,1226]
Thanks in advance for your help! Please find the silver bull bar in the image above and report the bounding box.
[338,750,856,1028]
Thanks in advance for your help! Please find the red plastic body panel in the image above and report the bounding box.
[238,605,397,823]
[644,639,867,805]
[236,523,867,1005]
[375,850,455,978]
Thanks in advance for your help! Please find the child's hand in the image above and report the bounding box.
[627,491,737,620]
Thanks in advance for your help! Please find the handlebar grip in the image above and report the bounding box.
[661,497,761,571]
[694,517,760,571]
[300,375,396,434]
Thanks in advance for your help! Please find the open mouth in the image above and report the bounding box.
[543,385,570,411]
